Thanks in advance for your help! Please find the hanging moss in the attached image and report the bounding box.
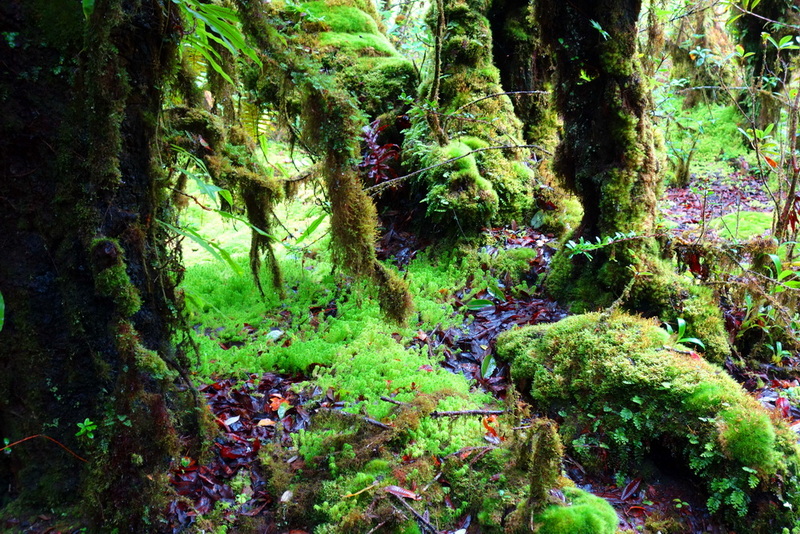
[496,312,800,531]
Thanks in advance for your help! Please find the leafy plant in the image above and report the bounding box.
[76,418,97,440]
[664,317,706,350]
[359,119,400,185]
[173,0,261,85]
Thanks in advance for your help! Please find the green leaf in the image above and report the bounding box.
[157,220,243,275]
[465,299,494,311]
[486,280,506,302]
[295,213,327,244]
[481,354,497,379]
[82,0,95,19]
[0,290,4,332]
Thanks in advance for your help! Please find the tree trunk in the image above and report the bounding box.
[0,0,206,530]
[537,0,730,364]
[537,0,662,302]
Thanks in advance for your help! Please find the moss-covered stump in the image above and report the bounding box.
[497,314,800,533]
[401,0,536,235]
[496,312,800,532]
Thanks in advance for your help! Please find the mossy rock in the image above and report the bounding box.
[495,312,800,531]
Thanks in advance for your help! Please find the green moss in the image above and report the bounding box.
[318,32,396,56]
[94,264,142,317]
[710,211,773,241]
[718,406,778,475]
[302,1,379,33]
[134,346,175,381]
[495,312,800,529]
[532,487,618,534]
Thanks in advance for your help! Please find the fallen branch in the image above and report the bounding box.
[431,409,506,417]
[319,408,394,430]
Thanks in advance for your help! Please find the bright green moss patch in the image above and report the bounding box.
[317,32,396,56]
[302,1,379,33]
[495,312,800,530]
[532,487,618,534]
[709,211,773,241]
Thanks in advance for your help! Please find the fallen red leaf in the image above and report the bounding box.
[776,397,791,419]
[384,485,421,500]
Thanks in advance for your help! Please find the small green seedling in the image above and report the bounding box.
[76,418,97,440]
[664,317,705,350]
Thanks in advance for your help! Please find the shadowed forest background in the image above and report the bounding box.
[2,0,800,532]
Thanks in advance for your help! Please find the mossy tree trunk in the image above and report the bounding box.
[537,1,730,363]
[735,0,799,130]
[0,0,206,529]
[487,0,557,148]
[537,0,662,304]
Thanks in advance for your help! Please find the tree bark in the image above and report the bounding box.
[537,0,662,303]
[0,0,206,529]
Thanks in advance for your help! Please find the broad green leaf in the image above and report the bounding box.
[158,220,243,275]
[465,299,494,311]
[296,213,327,244]
[481,354,497,379]
[82,0,95,19]
[0,290,4,332]
[682,337,706,350]
[217,211,275,239]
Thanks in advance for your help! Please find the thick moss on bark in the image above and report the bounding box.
[487,0,557,149]
[402,0,537,235]
[536,0,727,358]
[0,0,208,529]
[235,0,414,323]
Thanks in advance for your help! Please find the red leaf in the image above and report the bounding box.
[384,485,421,500]
[620,477,642,501]
[482,415,498,438]
[764,155,778,168]
[776,397,791,419]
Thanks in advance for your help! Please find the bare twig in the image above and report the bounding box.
[366,144,551,195]
[0,434,88,463]
[319,408,394,430]
[431,409,506,417]
[380,396,411,406]
[390,493,439,534]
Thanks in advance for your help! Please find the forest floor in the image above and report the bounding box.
[154,165,800,534]
[159,160,800,534]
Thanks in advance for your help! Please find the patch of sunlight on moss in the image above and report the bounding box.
[688,105,750,165]
[709,211,773,241]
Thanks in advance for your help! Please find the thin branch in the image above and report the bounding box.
[366,144,551,195]
[431,409,506,417]
[390,494,439,534]
[451,90,549,116]
[380,396,410,406]
[0,434,88,463]
[319,408,394,430]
